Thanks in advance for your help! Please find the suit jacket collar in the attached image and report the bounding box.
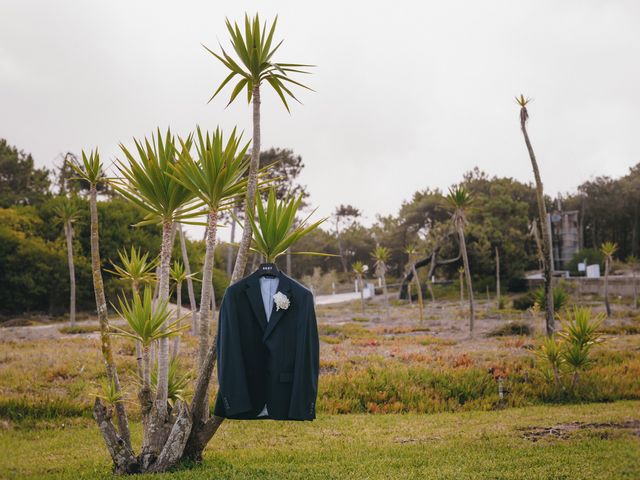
[244,269,293,341]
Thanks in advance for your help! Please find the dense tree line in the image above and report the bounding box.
[2,136,639,315]
[0,139,228,315]
[564,165,640,260]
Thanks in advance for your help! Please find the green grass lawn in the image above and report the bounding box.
[1,401,638,479]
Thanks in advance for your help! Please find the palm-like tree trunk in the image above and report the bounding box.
[141,344,152,441]
[458,228,475,335]
[520,113,554,335]
[336,224,348,273]
[633,270,638,310]
[132,281,143,380]
[459,268,464,307]
[495,247,501,309]
[178,224,198,335]
[604,257,611,317]
[155,218,174,416]
[357,275,365,315]
[63,221,76,326]
[226,204,238,278]
[89,185,131,449]
[381,273,390,320]
[231,85,260,283]
[412,265,424,324]
[171,280,182,360]
[196,210,219,420]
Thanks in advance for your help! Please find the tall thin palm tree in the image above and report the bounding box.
[371,246,391,321]
[171,128,249,377]
[171,127,250,421]
[352,261,369,316]
[404,245,424,324]
[206,13,313,283]
[601,241,618,317]
[458,266,465,308]
[114,129,197,423]
[495,246,501,309]
[53,197,82,326]
[170,260,196,360]
[517,95,554,336]
[177,223,199,334]
[106,246,157,378]
[446,186,475,335]
[68,150,132,449]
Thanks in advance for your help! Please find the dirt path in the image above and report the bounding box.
[0,303,189,342]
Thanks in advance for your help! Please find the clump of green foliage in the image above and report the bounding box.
[487,321,532,337]
[567,248,603,275]
[535,306,605,396]
[533,286,569,312]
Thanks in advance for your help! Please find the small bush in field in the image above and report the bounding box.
[59,325,101,335]
[533,286,568,312]
[512,294,535,311]
[487,321,532,337]
[535,306,605,394]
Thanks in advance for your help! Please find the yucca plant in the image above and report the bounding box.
[151,358,192,408]
[107,246,157,294]
[68,150,131,449]
[535,306,605,391]
[558,306,605,349]
[52,196,82,326]
[114,128,198,418]
[536,335,563,385]
[206,13,313,283]
[600,241,618,317]
[517,95,554,336]
[247,187,327,263]
[446,185,475,335]
[558,306,605,387]
[533,286,568,314]
[169,261,198,360]
[111,287,187,444]
[352,261,369,316]
[371,246,391,321]
[106,246,157,378]
[171,127,250,377]
[97,377,125,407]
[111,288,187,390]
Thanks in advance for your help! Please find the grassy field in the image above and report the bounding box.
[1,294,639,478]
[1,402,639,479]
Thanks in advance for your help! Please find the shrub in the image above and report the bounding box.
[532,286,568,312]
[487,321,532,337]
[512,293,535,311]
[59,325,101,335]
[534,306,605,393]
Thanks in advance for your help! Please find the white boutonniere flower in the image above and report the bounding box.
[273,291,290,311]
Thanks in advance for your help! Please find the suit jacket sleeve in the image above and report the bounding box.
[289,290,320,419]
[216,290,253,416]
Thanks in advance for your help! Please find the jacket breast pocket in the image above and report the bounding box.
[279,372,293,383]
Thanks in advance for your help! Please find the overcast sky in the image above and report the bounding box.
[2,0,639,239]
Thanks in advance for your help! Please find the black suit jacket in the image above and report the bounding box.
[213,269,319,420]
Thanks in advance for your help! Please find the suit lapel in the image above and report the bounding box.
[244,272,268,332]
[262,271,292,342]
